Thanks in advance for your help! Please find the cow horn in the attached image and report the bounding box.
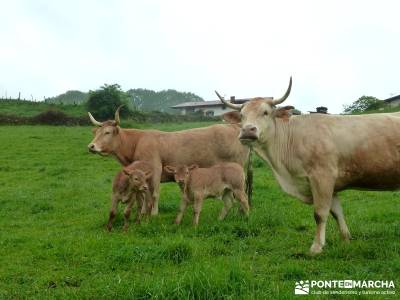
[88,112,102,126]
[215,91,243,110]
[114,105,124,125]
[271,76,292,105]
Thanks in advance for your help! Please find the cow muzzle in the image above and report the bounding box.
[239,125,259,143]
[88,143,101,154]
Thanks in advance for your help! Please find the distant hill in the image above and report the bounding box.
[44,88,203,113]
[45,90,88,105]
[127,89,203,113]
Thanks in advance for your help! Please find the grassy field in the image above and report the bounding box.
[0,100,85,117]
[0,123,399,299]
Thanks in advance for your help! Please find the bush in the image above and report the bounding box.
[86,84,130,120]
[343,96,384,113]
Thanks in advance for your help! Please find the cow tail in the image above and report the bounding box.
[245,148,253,206]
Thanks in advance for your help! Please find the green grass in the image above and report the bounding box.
[0,124,399,299]
[0,100,85,117]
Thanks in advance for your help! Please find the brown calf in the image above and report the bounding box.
[165,163,250,225]
[107,161,153,231]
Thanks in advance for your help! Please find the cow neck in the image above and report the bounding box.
[113,128,140,166]
[260,118,293,171]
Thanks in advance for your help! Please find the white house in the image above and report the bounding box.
[171,96,272,116]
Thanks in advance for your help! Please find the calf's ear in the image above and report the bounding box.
[123,168,132,176]
[188,164,198,170]
[222,111,241,124]
[164,165,175,173]
[144,170,153,179]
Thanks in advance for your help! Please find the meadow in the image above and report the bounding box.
[0,123,399,299]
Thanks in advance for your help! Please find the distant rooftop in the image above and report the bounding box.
[384,94,400,102]
[171,96,273,109]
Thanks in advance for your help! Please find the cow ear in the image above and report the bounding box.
[188,164,198,171]
[274,106,295,120]
[222,111,241,124]
[164,165,175,173]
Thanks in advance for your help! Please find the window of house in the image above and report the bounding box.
[205,110,214,117]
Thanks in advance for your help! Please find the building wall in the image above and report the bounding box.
[179,105,235,116]
[388,99,400,108]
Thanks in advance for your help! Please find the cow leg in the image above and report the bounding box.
[219,191,233,220]
[309,174,334,255]
[233,189,250,217]
[107,194,119,231]
[123,199,134,231]
[175,195,189,225]
[330,195,351,242]
[192,194,204,226]
[150,170,161,216]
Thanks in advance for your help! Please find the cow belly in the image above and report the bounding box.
[337,155,400,191]
[341,170,400,191]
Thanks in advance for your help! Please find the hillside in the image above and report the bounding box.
[45,90,88,105]
[127,89,203,113]
[0,100,85,117]
[43,88,203,113]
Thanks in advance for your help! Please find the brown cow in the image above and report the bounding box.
[107,161,153,231]
[164,163,250,225]
[87,108,251,216]
[217,77,400,255]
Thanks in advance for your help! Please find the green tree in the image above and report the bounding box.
[343,96,384,113]
[86,84,130,120]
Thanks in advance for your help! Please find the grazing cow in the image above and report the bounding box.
[107,161,153,231]
[164,163,250,225]
[216,77,400,255]
[87,108,252,216]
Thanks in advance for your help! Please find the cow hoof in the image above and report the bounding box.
[309,243,323,256]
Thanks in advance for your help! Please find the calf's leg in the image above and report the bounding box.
[107,194,119,231]
[123,199,134,231]
[135,193,146,224]
[233,189,250,217]
[330,195,351,241]
[175,195,189,224]
[219,191,233,220]
[192,194,204,226]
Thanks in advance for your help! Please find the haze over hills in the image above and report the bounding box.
[45,88,203,113]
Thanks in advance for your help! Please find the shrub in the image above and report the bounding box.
[86,84,130,120]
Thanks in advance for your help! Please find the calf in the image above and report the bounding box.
[107,161,153,231]
[165,163,250,225]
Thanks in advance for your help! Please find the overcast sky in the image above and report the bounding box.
[1,0,399,113]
